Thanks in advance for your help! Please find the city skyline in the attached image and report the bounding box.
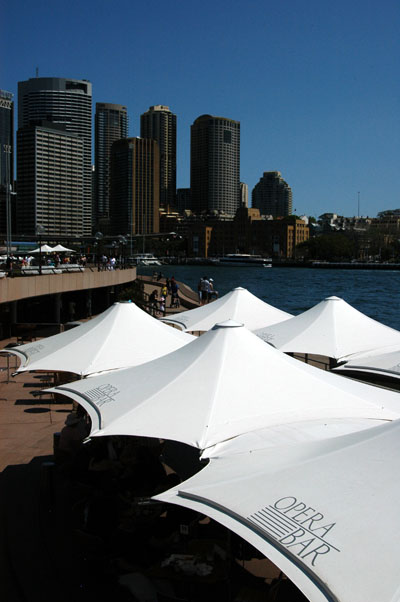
[2,0,399,219]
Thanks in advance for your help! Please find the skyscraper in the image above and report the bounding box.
[95,102,128,231]
[18,77,92,234]
[252,171,293,217]
[109,138,159,237]
[17,121,84,236]
[190,114,240,215]
[0,90,14,239]
[140,105,176,212]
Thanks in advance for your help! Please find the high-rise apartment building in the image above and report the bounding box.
[95,102,128,230]
[190,114,240,215]
[17,121,84,236]
[109,138,159,237]
[252,171,293,217]
[0,90,14,237]
[18,77,92,234]
[140,105,176,211]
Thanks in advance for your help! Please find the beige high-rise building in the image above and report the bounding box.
[140,105,176,212]
[17,121,84,236]
[109,137,159,236]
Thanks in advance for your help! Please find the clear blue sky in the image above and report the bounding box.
[2,0,399,218]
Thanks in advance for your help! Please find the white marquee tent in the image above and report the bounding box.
[255,296,400,362]
[30,244,54,253]
[2,302,194,377]
[48,321,400,451]
[156,419,400,602]
[161,287,292,332]
[51,244,74,252]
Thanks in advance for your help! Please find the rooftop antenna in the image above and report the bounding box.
[36,67,39,78]
[358,191,360,217]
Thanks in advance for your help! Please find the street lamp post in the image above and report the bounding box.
[95,231,103,270]
[118,235,127,267]
[3,144,12,259]
[36,224,46,275]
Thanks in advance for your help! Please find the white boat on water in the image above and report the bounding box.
[216,254,272,267]
[130,253,162,266]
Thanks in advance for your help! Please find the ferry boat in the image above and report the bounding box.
[216,254,272,267]
[130,253,162,266]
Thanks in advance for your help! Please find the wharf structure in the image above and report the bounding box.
[0,267,137,340]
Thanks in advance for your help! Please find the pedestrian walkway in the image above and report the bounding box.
[0,343,73,602]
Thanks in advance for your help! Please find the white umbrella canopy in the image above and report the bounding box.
[48,321,400,450]
[334,346,400,381]
[51,244,74,252]
[161,287,292,332]
[30,244,54,253]
[2,302,194,377]
[255,295,400,362]
[156,419,400,602]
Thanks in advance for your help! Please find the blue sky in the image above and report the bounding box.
[2,0,399,218]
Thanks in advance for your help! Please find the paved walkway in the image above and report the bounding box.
[0,340,74,601]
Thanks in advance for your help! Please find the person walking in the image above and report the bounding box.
[200,276,209,304]
[148,289,158,316]
[170,278,180,307]
[197,277,204,304]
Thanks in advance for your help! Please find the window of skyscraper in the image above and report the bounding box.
[223,130,232,143]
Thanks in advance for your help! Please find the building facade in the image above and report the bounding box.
[240,182,248,208]
[109,138,159,237]
[0,90,14,238]
[190,114,240,215]
[252,171,292,217]
[17,122,84,236]
[95,102,128,231]
[18,77,92,235]
[140,105,176,212]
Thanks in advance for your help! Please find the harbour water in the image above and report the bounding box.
[139,265,400,330]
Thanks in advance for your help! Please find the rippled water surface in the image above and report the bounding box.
[139,265,400,330]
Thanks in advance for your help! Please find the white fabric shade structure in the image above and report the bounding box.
[156,419,400,602]
[2,302,194,377]
[161,287,292,332]
[47,321,400,451]
[333,346,400,381]
[255,296,400,362]
[30,244,54,253]
[51,244,74,252]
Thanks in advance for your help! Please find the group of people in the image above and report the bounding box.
[198,276,218,305]
[99,255,118,271]
[148,276,180,316]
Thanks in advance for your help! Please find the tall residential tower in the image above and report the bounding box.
[18,77,92,235]
[109,138,160,237]
[95,102,128,231]
[140,105,176,211]
[252,171,293,217]
[190,114,240,215]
